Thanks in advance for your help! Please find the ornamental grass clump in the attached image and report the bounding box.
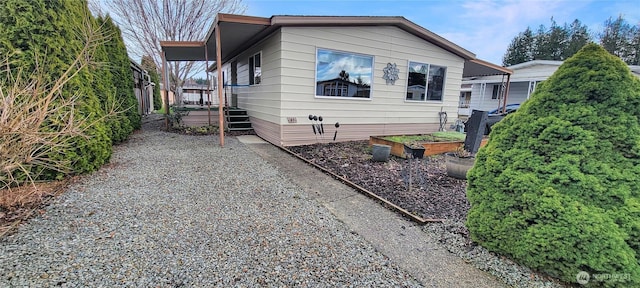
[466,43,640,287]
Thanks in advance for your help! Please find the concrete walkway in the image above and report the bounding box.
[237,135,507,288]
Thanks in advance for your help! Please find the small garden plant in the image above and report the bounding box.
[384,131,466,143]
[466,43,640,287]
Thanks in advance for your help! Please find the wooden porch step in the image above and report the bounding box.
[224,107,252,131]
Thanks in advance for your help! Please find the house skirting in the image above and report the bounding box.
[250,117,442,147]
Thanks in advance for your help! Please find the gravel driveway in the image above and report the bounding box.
[0,116,421,287]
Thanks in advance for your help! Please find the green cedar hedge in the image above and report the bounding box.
[94,15,139,143]
[100,15,140,131]
[0,0,139,179]
[466,43,640,287]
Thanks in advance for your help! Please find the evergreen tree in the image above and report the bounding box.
[502,28,534,66]
[563,19,591,60]
[141,55,162,111]
[467,44,640,287]
[600,15,639,65]
[504,15,638,65]
[630,28,640,65]
[532,24,552,60]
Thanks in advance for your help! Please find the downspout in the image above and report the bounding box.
[215,20,225,147]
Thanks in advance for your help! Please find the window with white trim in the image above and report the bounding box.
[315,48,373,98]
[249,52,261,85]
[406,61,446,101]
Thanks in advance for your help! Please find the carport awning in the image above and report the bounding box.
[463,59,513,77]
[161,14,272,62]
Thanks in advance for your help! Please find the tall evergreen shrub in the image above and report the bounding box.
[93,15,139,143]
[0,0,111,176]
[101,15,140,131]
[466,43,640,287]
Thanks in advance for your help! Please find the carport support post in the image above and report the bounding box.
[162,51,170,129]
[205,44,211,126]
[215,22,225,147]
[502,73,511,114]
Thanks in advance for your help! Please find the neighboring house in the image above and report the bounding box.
[160,14,510,146]
[179,84,217,106]
[460,60,640,117]
[316,78,370,98]
[130,60,155,115]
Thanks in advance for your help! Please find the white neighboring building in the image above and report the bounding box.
[460,60,640,118]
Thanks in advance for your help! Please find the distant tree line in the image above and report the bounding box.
[503,16,640,66]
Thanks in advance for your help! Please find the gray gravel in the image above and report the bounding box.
[423,221,564,288]
[0,116,421,287]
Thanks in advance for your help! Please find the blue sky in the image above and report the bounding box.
[245,0,640,65]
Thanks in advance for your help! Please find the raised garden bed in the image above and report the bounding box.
[369,132,488,158]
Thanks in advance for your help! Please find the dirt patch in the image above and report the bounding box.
[0,179,71,238]
[288,140,471,228]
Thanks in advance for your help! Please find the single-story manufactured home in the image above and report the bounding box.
[160,14,511,147]
[460,60,640,117]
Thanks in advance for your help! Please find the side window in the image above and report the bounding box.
[249,52,261,85]
[406,61,446,102]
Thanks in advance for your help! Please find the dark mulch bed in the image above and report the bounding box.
[288,140,471,224]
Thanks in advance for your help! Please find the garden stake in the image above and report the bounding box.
[312,115,320,141]
[312,115,319,136]
[408,154,413,193]
[318,116,325,140]
[333,122,340,141]
[318,116,324,134]
[309,114,317,136]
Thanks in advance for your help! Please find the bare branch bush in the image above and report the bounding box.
[95,0,246,88]
[0,19,113,191]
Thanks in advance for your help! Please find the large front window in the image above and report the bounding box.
[406,61,446,101]
[316,49,373,98]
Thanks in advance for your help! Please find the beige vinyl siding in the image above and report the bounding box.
[234,32,283,124]
[278,26,464,135]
